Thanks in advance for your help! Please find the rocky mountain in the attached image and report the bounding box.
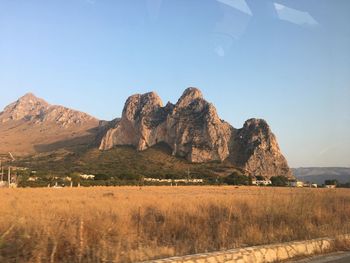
[100,88,293,178]
[0,93,100,155]
[293,167,350,185]
[100,88,232,163]
[229,119,292,178]
[0,89,293,179]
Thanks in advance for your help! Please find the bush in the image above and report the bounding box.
[271,176,289,186]
[325,179,338,186]
[94,174,112,181]
[223,172,251,185]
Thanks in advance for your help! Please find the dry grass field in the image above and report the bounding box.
[1,186,350,263]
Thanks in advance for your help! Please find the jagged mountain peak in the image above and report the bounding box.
[244,118,269,128]
[0,92,100,155]
[176,87,203,108]
[122,91,163,121]
[99,87,292,178]
[181,87,203,98]
[20,92,40,99]
[101,87,232,161]
[1,92,49,122]
[0,92,97,127]
[15,92,49,108]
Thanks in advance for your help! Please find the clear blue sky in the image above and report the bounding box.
[0,0,349,167]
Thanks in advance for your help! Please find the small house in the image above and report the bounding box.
[291,181,304,188]
[79,174,95,180]
[252,179,272,186]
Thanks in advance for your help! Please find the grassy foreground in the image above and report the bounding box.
[1,186,350,263]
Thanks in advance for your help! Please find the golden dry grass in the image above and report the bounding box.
[1,186,350,263]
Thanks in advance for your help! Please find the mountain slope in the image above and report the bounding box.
[0,93,100,155]
[15,143,243,181]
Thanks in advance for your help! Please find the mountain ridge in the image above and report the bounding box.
[99,88,293,178]
[293,167,350,184]
[0,88,293,179]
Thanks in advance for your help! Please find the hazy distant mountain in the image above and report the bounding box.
[293,167,350,184]
[0,93,100,155]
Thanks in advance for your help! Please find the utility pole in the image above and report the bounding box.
[8,166,11,188]
[8,152,15,162]
[0,160,3,182]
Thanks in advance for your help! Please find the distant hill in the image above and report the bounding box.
[0,93,100,155]
[293,167,350,185]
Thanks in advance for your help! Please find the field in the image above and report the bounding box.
[1,186,350,263]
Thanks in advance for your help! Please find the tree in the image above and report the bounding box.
[223,172,251,185]
[70,172,81,185]
[271,176,288,187]
[94,173,113,181]
[325,179,338,186]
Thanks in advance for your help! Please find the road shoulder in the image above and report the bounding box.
[286,251,350,263]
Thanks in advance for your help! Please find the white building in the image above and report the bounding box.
[252,180,272,186]
[143,178,203,184]
[28,176,39,182]
[79,174,95,180]
[291,181,304,187]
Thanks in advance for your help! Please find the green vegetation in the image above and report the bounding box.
[271,176,289,186]
[222,171,252,185]
[13,144,243,187]
[325,179,338,185]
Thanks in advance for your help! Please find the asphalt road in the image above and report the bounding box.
[290,252,350,263]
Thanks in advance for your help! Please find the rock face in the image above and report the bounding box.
[99,92,166,151]
[0,93,99,155]
[230,118,293,178]
[100,88,292,178]
[166,88,232,162]
[100,88,232,163]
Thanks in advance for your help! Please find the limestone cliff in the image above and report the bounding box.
[229,118,293,178]
[99,88,292,178]
[99,92,168,151]
[166,88,232,162]
[100,88,232,163]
